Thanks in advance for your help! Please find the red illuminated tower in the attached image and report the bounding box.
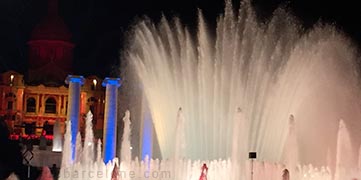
[28,0,74,86]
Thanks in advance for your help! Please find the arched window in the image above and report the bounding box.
[87,97,97,103]
[45,97,57,114]
[26,98,36,112]
[7,101,13,110]
[5,92,16,110]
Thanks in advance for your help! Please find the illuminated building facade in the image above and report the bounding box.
[0,71,106,137]
[0,0,108,138]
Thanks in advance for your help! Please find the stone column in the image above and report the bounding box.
[102,77,121,163]
[65,75,85,161]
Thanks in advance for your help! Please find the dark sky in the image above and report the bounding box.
[0,0,360,78]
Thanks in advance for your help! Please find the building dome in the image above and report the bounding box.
[30,0,71,41]
[31,16,71,41]
[27,0,74,85]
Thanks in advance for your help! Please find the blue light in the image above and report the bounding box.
[71,116,78,161]
[65,75,85,84]
[102,77,121,87]
[103,83,119,164]
[64,75,84,162]
[142,110,152,159]
[104,105,116,163]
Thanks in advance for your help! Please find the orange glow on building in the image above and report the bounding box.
[0,0,108,138]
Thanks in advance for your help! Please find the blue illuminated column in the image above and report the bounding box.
[65,75,85,161]
[102,77,121,163]
[142,99,153,159]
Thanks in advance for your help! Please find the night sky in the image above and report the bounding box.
[0,0,360,78]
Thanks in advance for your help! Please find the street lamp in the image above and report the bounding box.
[249,152,257,180]
[10,74,14,86]
[92,79,97,90]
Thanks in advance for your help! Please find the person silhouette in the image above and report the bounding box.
[282,169,289,180]
[0,117,22,179]
[39,130,47,150]
[199,163,208,180]
[43,121,51,135]
[50,164,58,179]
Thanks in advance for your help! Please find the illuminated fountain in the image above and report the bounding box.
[52,119,62,152]
[57,0,361,179]
[126,0,361,165]
[57,110,358,180]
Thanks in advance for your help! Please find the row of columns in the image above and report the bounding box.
[65,75,121,163]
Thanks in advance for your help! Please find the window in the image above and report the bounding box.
[7,101,13,110]
[45,98,57,114]
[5,92,16,98]
[26,98,36,113]
[65,101,68,114]
[87,97,97,113]
[87,97,97,103]
[89,105,95,114]
[87,97,97,124]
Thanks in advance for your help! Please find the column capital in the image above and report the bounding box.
[65,75,85,85]
[102,77,121,87]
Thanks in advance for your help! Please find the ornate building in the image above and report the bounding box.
[27,0,73,86]
[0,0,107,138]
